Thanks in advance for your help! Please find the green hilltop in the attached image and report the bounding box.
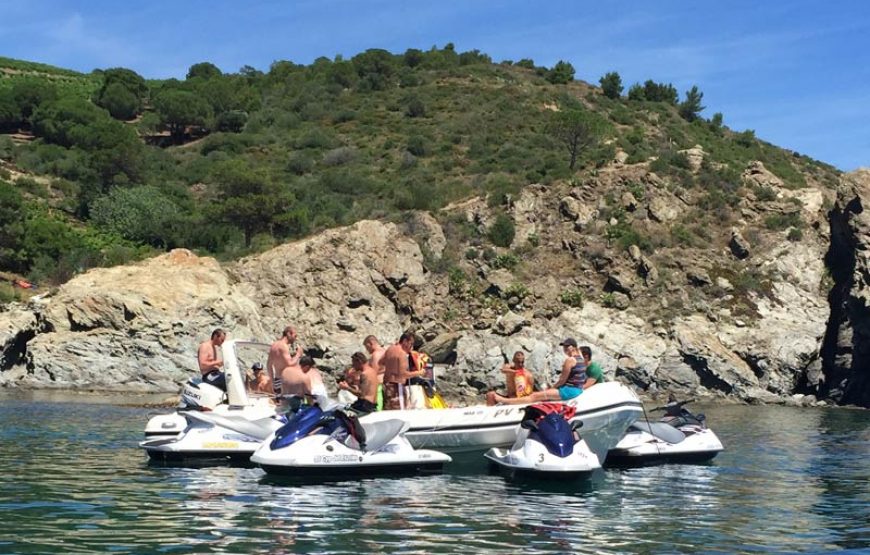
[0,47,839,302]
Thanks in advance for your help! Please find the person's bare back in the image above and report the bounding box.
[381,343,409,385]
[268,326,303,395]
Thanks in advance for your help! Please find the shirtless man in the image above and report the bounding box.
[198,329,226,391]
[363,335,386,383]
[382,332,425,410]
[342,352,380,415]
[268,326,303,396]
[486,351,534,406]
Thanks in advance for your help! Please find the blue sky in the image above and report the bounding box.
[0,0,867,170]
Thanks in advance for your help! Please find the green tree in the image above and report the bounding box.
[0,89,22,131]
[11,79,57,119]
[548,109,606,170]
[642,80,678,104]
[0,180,25,272]
[678,85,705,122]
[599,71,623,99]
[98,82,139,120]
[627,83,644,101]
[153,89,212,140]
[210,160,283,247]
[403,48,424,67]
[187,62,222,80]
[547,60,575,84]
[90,186,180,247]
[515,59,535,69]
[710,112,724,131]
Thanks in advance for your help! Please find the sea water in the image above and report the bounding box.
[0,398,867,554]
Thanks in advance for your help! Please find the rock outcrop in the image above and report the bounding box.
[1,166,867,408]
[819,169,870,406]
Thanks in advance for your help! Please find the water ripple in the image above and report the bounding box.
[0,400,868,554]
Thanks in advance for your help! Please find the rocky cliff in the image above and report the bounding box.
[1,163,869,408]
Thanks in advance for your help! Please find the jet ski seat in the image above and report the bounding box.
[359,419,410,452]
[629,420,686,444]
[185,412,281,441]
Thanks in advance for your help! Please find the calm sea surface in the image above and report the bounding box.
[0,396,868,554]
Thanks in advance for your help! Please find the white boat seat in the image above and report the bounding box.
[630,421,686,444]
[359,419,410,452]
[185,412,281,440]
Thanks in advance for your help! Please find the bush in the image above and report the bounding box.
[560,288,584,308]
[488,214,516,248]
[492,253,519,270]
[322,147,356,167]
[764,212,802,231]
[787,227,804,242]
[406,97,426,118]
[547,61,575,84]
[407,135,427,156]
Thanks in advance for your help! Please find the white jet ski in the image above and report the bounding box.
[141,340,285,462]
[251,405,452,478]
[606,399,724,466]
[485,403,600,477]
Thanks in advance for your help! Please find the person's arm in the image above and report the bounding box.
[583,377,598,389]
[500,364,516,376]
[281,345,301,368]
[552,359,573,388]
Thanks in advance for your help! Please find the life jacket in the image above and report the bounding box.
[409,351,434,381]
[564,358,587,388]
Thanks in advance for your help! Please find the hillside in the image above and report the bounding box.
[1,48,867,407]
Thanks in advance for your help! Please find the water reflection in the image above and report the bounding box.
[0,400,868,554]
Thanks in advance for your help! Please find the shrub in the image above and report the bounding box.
[787,227,803,242]
[322,147,356,167]
[505,283,529,300]
[560,288,584,308]
[488,214,516,248]
[600,292,617,308]
[764,212,802,231]
[492,252,519,270]
[407,135,427,156]
[406,97,426,118]
[547,60,575,84]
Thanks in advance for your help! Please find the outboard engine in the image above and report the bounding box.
[180,378,224,410]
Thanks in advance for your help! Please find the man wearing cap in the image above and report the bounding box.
[247,362,273,394]
[493,338,587,404]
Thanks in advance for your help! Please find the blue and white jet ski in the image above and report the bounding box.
[606,399,724,466]
[484,403,601,476]
[251,405,452,478]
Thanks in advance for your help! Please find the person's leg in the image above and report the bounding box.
[494,389,560,405]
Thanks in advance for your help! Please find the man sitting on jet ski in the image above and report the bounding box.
[493,338,586,404]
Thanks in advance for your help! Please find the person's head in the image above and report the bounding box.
[211,328,226,345]
[363,335,380,353]
[559,337,578,355]
[282,326,297,343]
[252,362,264,374]
[579,346,592,363]
[299,355,315,372]
[512,351,526,367]
[398,331,415,353]
[351,352,367,371]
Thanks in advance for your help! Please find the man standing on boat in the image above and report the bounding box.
[198,328,227,391]
[363,335,386,382]
[268,326,303,396]
[382,332,426,410]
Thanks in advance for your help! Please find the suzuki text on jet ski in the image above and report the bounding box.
[606,399,724,466]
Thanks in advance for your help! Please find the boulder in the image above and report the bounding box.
[621,191,639,212]
[485,269,515,297]
[404,211,446,259]
[729,228,751,259]
[648,196,680,223]
[742,161,784,189]
[493,311,528,336]
[678,145,706,172]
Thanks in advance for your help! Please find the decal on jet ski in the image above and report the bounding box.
[202,441,239,449]
[313,455,363,464]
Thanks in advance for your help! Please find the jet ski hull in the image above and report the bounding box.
[606,427,724,467]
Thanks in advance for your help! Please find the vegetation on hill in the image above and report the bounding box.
[0,46,839,291]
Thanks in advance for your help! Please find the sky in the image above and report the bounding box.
[0,0,868,170]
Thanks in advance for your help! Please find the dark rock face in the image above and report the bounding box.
[819,170,870,407]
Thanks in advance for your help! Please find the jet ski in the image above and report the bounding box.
[141,339,292,462]
[251,405,452,478]
[484,403,601,477]
[606,399,724,466]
